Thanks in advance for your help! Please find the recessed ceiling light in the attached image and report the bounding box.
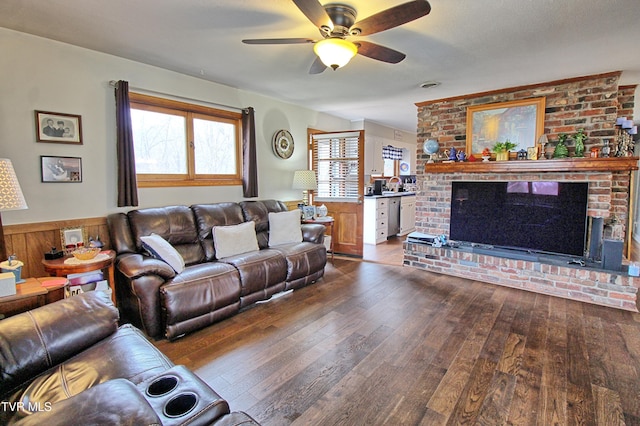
[420,81,441,89]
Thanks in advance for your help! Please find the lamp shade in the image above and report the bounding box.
[0,159,27,212]
[313,38,358,70]
[292,170,317,190]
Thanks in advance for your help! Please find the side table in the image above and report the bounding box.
[0,277,66,319]
[42,250,117,306]
[302,217,335,264]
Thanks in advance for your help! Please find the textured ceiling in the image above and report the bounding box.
[2,0,640,132]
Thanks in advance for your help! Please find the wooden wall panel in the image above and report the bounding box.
[4,217,109,279]
[4,200,302,278]
[284,200,303,211]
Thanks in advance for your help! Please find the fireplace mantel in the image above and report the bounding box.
[424,157,639,173]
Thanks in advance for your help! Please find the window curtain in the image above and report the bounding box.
[242,107,258,198]
[115,80,138,207]
[382,145,403,160]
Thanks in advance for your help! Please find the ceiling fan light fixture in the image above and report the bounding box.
[314,38,358,70]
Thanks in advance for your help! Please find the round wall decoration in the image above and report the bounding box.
[272,129,294,159]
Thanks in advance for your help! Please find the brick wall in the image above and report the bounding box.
[415,71,629,159]
[407,72,638,311]
[404,242,639,311]
[408,164,637,311]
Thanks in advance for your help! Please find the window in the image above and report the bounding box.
[372,159,399,178]
[312,131,362,199]
[129,93,242,187]
[383,158,397,177]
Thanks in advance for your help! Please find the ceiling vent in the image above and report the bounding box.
[420,81,441,89]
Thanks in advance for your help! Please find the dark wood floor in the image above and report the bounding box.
[154,259,640,425]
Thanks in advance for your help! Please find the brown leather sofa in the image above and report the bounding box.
[108,200,327,340]
[0,291,260,425]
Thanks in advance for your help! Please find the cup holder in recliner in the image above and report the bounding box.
[163,392,198,418]
[146,375,179,397]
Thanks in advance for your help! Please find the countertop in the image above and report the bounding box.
[364,192,416,199]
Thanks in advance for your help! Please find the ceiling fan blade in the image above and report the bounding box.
[351,0,431,36]
[292,0,334,31]
[356,41,406,64]
[242,38,315,45]
[309,56,327,74]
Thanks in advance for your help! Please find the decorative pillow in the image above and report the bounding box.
[268,210,303,247]
[213,221,259,259]
[140,234,185,273]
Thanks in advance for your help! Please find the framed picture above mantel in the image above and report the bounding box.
[465,97,545,156]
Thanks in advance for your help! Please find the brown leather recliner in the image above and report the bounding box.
[0,292,260,425]
[108,200,327,340]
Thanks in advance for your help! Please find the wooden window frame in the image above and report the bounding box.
[129,92,243,188]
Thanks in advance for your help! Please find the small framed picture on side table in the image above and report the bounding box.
[302,205,316,220]
[60,227,86,253]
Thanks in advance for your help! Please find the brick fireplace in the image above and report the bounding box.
[405,72,640,311]
[404,159,640,311]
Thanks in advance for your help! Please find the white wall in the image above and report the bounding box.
[0,28,351,225]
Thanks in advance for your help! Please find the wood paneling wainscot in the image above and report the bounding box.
[4,201,306,279]
[4,217,110,279]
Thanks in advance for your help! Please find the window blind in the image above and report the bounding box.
[312,132,360,199]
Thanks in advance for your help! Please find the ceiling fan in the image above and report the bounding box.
[242,0,431,73]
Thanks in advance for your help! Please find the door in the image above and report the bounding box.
[309,129,364,257]
[388,197,400,236]
[399,196,416,235]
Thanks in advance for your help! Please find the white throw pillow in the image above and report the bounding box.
[140,233,185,273]
[213,221,259,259]
[268,210,303,246]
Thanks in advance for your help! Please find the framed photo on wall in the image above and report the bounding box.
[465,97,545,156]
[41,156,82,182]
[35,110,83,144]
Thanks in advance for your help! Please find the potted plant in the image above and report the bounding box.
[492,139,517,161]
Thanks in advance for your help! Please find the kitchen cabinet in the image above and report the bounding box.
[364,194,416,244]
[364,138,384,175]
[364,197,388,244]
[399,195,416,235]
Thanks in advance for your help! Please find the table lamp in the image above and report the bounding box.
[292,170,317,206]
[0,159,28,262]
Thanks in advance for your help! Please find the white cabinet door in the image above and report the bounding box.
[399,196,416,235]
[372,139,384,175]
[364,137,384,175]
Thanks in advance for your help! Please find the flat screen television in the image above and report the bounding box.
[449,181,589,257]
